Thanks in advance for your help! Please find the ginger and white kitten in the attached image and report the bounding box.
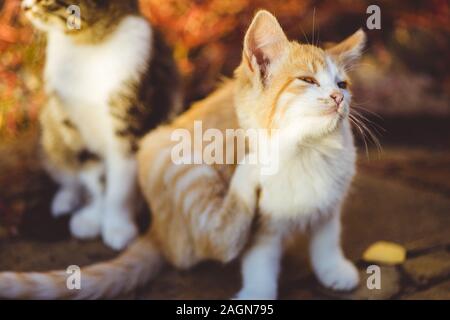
[22,0,181,250]
[139,11,365,299]
[0,10,364,299]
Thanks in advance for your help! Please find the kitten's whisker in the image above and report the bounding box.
[299,25,310,45]
[312,7,316,46]
[343,65,363,73]
[349,115,369,150]
[349,116,369,158]
[313,8,321,47]
[351,109,385,148]
[316,21,321,47]
[350,99,372,107]
[352,119,381,158]
[349,113,383,156]
[343,62,374,74]
[349,116,367,150]
[350,109,385,133]
[359,120,382,153]
[351,104,384,120]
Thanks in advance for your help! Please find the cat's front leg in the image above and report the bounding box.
[50,174,81,218]
[235,220,283,300]
[309,211,359,291]
[69,164,105,240]
[102,153,138,250]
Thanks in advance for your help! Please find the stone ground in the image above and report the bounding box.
[0,117,449,300]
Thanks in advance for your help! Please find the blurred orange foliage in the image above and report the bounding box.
[0,0,43,136]
[0,0,449,135]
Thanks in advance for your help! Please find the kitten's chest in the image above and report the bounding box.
[45,42,119,153]
[259,147,355,219]
[43,18,151,153]
[44,18,151,109]
[45,38,129,107]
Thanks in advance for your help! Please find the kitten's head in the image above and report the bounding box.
[21,0,138,34]
[235,10,366,141]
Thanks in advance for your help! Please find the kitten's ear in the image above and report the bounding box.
[327,29,366,67]
[243,10,289,83]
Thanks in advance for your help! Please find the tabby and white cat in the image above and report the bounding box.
[21,0,181,250]
[0,10,364,299]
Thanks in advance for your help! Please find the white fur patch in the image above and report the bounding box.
[44,16,153,155]
[259,122,355,222]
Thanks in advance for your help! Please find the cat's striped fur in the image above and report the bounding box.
[138,83,259,268]
[0,10,365,299]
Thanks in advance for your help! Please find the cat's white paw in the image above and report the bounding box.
[69,205,102,239]
[102,215,138,251]
[234,288,277,300]
[51,188,80,217]
[315,258,360,291]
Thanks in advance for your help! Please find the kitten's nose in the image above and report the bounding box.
[330,92,344,106]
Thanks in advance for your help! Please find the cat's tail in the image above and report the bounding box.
[0,236,163,299]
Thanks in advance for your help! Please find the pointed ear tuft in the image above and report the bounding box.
[243,10,289,83]
[327,29,366,67]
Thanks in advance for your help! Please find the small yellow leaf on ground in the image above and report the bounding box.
[363,241,406,265]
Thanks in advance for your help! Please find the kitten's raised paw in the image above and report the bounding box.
[51,188,80,217]
[69,205,102,240]
[102,216,138,251]
[315,258,360,291]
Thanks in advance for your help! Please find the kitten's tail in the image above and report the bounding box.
[0,236,162,299]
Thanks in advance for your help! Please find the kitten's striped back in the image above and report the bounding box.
[138,83,258,268]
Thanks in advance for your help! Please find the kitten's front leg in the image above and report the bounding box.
[51,174,81,217]
[70,164,104,239]
[235,221,283,300]
[309,211,359,291]
[102,153,138,250]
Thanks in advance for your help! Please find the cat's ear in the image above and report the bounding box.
[243,10,289,83]
[327,29,366,67]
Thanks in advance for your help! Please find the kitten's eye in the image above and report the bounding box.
[337,81,348,89]
[298,76,319,86]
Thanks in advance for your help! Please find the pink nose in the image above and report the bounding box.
[330,92,344,106]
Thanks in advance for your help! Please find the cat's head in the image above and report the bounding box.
[21,0,138,34]
[235,10,366,141]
